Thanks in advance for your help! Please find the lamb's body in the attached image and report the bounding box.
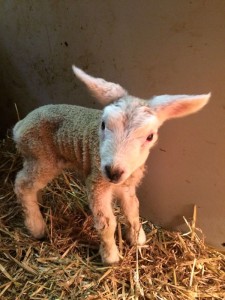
[14,105,102,180]
[13,66,210,264]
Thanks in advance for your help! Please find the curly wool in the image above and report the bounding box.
[14,104,102,181]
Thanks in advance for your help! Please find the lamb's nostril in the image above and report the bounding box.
[114,169,124,181]
[104,165,124,182]
[105,165,112,179]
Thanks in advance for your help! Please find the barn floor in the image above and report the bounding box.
[0,135,225,300]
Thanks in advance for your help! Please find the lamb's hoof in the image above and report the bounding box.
[25,217,46,240]
[126,226,146,246]
[137,226,146,246]
[100,244,120,265]
[37,234,48,242]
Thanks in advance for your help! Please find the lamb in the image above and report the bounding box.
[13,66,210,264]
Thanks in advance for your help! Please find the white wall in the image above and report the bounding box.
[0,0,224,249]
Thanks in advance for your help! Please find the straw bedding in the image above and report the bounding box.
[0,134,225,300]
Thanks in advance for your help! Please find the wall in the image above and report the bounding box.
[0,0,224,249]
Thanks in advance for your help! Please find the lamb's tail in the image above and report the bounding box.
[13,120,23,143]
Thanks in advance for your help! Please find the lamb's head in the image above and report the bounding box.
[72,65,210,184]
[99,97,160,183]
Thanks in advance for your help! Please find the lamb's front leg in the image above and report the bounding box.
[116,186,146,246]
[88,182,119,264]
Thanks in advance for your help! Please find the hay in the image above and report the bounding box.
[0,134,225,300]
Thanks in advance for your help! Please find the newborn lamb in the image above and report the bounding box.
[13,66,210,264]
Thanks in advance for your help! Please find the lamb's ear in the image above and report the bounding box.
[149,93,211,123]
[72,65,127,104]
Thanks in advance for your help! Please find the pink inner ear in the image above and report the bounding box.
[153,95,210,122]
[169,102,192,117]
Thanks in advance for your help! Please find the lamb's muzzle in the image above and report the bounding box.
[104,165,124,183]
[13,65,210,264]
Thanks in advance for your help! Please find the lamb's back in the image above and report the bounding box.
[13,104,102,175]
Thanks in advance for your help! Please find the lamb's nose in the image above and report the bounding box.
[104,165,124,183]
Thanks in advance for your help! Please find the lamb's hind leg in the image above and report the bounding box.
[14,159,59,239]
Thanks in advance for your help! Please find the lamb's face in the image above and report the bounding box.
[99,97,160,184]
[72,65,210,184]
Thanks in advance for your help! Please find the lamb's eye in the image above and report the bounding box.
[101,121,105,130]
[146,133,154,142]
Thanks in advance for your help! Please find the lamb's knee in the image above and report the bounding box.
[15,166,53,199]
[94,211,117,237]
